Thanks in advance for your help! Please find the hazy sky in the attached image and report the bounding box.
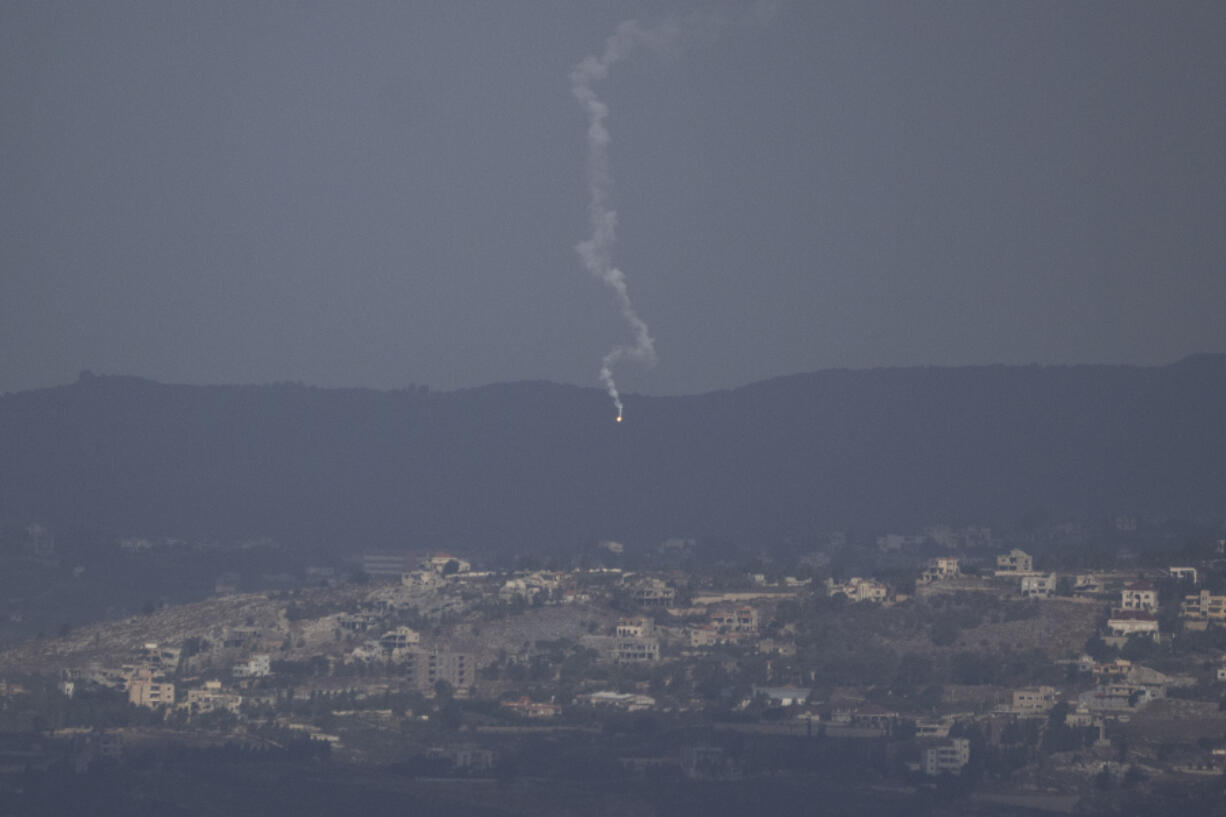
[3,1,1224,396]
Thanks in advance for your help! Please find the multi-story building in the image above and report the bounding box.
[379,626,421,653]
[1180,590,1226,624]
[128,668,175,709]
[361,552,410,579]
[923,739,971,776]
[422,553,471,574]
[827,577,888,603]
[920,558,961,584]
[1019,573,1057,599]
[185,680,242,715]
[402,649,474,693]
[1011,686,1057,715]
[708,605,759,634]
[232,654,271,679]
[996,549,1034,574]
[1120,581,1158,612]
[629,578,676,608]
[616,617,656,639]
[1106,611,1160,639]
[613,635,660,663]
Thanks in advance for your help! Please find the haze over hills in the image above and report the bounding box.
[2,356,1225,556]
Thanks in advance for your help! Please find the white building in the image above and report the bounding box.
[1106,612,1159,640]
[923,739,971,776]
[232,654,271,679]
[1168,566,1199,584]
[827,577,888,603]
[1120,581,1158,612]
[379,626,421,652]
[1019,573,1057,600]
[185,680,242,714]
[920,558,961,584]
[422,553,471,574]
[996,549,1033,574]
[1011,686,1057,715]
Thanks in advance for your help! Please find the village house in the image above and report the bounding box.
[922,738,971,776]
[184,680,242,715]
[616,617,655,639]
[707,605,759,635]
[1106,611,1160,641]
[826,577,888,603]
[500,696,561,718]
[128,668,175,709]
[135,642,181,671]
[1073,574,1104,596]
[1019,573,1057,600]
[578,691,656,711]
[361,552,410,578]
[613,635,660,663]
[422,552,471,574]
[1180,589,1226,626]
[378,626,421,653]
[1120,581,1158,612]
[1169,566,1199,583]
[920,557,960,584]
[1011,686,1058,715]
[401,649,475,693]
[751,685,811,707]
[628,577,676,608]
[232,654,271,679]
[995,549,1034,574]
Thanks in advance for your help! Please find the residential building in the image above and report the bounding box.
[361,552,410,578]
[1019,573,1057,600]
[185,681,242,715]
[232,654,271,679]
[1011,686,1057,715]
[422,553,471,574]
[616,617,656,639]
[923,739,971,776]
[1120,581,1158,612]
[629,578,676,607]
[1106,611,1159,639]
[379,626,421,653]
[827,577,888,603]
[752,686,811,707]
[500,697,561,718]
[578,691,655,711]
[1073,574,1103,595]
[920,558,961,584]
[996,549,1033,574]
[1180,590,1226,624]
[613,635,660,663]
[1169,566,1199,584]
[402,649,474,693]
[708,605,759,634]
[128,669,175,709]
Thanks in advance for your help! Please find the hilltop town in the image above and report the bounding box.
[3,520,1226,815]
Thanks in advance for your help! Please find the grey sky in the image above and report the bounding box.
[3,1,1224,396]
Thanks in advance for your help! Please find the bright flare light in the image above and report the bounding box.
[616,414,623,423]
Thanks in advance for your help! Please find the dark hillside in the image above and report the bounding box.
[2,357,1224,554]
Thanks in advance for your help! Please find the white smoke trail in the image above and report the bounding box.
[571,20,679,421]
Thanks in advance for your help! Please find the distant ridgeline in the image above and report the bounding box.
[2,356,1225,555]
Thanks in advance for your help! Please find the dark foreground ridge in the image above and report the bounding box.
[2,356,1225,552]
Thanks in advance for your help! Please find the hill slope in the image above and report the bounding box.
[2,357,1225,553]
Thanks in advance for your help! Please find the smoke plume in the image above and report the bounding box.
[571,20,679,421]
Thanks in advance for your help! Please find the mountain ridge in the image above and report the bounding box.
[3,356,1225,554]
